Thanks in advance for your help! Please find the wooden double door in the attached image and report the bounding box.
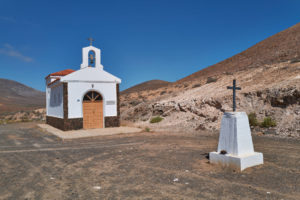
[83,91,103,129]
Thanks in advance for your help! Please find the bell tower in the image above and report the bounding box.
[80,38,103,70]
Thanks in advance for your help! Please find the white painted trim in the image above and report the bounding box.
[62,80,119,83]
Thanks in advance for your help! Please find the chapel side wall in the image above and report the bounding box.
[47,84,64,118]
[46,77,51,116]
[46,83,83,131]
[46,86,49,116]
[67,82,117,119]
[105,83,120,127]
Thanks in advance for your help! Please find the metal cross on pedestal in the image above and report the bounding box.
[87,37,95,46]
[227,79,241,112]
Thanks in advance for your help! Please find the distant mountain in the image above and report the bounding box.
[0,79,45,114]
[121,80,171,95]
[122,23,300,95]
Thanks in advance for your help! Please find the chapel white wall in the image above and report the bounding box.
[46,84,64,118]
[67,82,117,118]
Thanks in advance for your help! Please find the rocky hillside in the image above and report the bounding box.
[120,23,300,137]
[0,79,45,114]
[0,108,46,124]
[121,80,170,95]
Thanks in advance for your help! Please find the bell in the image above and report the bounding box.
[89,54,94,64]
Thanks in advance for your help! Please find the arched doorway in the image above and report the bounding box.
[82,91,103,129]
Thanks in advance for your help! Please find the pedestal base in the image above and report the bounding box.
[209,152,263,171]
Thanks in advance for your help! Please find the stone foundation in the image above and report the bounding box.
[64,118,83,130]
[46,116,64,130]
[105,116,120,127]
[46,116,83,131]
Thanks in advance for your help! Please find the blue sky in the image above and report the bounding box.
[0,0,299,91]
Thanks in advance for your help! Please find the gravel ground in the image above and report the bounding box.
[0,122,299,200]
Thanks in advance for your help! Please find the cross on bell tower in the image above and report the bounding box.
[87,37,95,46]
[80,38,103,70]
[227,79,241,112]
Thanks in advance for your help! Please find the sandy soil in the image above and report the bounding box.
[0,122,299,200]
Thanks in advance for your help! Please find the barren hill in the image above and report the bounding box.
[121,23,300,137]
[177,23,300,84]
[121,80,170,95]
[0,79,45,114]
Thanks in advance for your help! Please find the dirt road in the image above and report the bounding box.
[0,122,299,199]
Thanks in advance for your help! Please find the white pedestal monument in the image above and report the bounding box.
[210,112,263,171]
[210,80,263,171]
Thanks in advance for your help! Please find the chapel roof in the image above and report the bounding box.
[60,67,121,83]
[45,69,75,79]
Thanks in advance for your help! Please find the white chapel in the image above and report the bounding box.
[45,41,121,131]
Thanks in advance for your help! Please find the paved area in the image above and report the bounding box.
[0,122,300,200]
[37,124,142,139]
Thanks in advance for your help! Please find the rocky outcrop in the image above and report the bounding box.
[240,87,300,137]
[0,108,46,124]
[121,66,300,137]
